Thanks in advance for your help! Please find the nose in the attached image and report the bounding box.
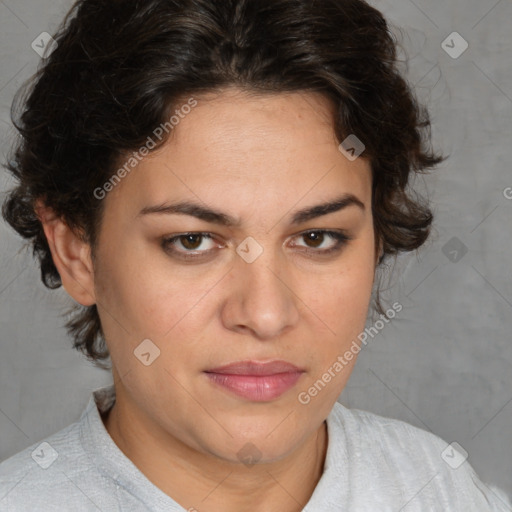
[220,246,300,340]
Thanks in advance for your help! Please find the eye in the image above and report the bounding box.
[161,229,351,262]
[290,230,351,255]
[161,233,222,260]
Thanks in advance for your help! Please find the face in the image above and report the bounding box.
[91,87,377,464]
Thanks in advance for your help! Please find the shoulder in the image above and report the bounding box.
[1,422,80,505]
[0,418,78,477]
[0,413,116,510]
[327,402,512,511]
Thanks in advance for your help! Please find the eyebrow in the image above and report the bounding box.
[137,193,365,227]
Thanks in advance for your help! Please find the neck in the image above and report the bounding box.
[102,385,328,512]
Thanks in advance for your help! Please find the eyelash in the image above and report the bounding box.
[161,230,352,261]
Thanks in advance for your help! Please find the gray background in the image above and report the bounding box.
[1,0,511,501]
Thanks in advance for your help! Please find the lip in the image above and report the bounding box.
[206,360,304,375]
[204,360,305,402]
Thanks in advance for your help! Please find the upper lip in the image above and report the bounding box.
[205,360,304,376]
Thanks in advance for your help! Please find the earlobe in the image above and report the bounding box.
[35,200,96,306]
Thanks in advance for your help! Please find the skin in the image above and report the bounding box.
[37,87,382,512]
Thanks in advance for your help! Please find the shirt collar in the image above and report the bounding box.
[79,384,183,511]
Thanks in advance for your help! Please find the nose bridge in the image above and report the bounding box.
[242,250,284,301]
[225,239,300,338]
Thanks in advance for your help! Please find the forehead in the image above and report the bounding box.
[167,88,339,164]
[106,88,372,214]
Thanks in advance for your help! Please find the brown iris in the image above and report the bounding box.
[179,234,203,250]
[303,232,324,248]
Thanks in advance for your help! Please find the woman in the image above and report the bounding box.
[1,0,510,510]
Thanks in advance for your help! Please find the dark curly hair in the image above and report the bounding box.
[2,0,443,367]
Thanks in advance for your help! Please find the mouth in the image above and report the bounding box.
[204,360,305,402]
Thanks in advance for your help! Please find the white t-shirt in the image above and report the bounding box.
[0,385,510,511]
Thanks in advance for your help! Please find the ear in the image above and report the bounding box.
[34,199,96,306]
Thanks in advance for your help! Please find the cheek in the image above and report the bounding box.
[315,276,373,359]
[314,252,375,327]
[96,250,226,349]
[305,247,376,370]
[296,261,375,402]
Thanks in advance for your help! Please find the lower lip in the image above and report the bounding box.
[205,372,303,402]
